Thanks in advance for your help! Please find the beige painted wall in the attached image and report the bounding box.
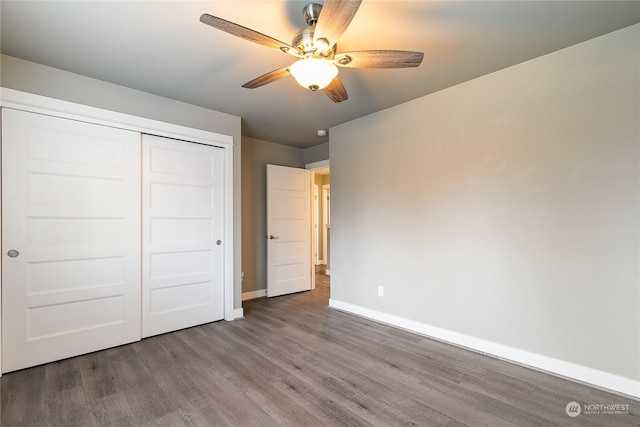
[330,25,639,384]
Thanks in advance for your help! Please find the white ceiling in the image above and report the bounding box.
[2,1,639,148]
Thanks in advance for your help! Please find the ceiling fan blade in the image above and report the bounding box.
[242,66,291,89]
[323,77,348,103]
[313,0,362,47]
[200,13,299,57]
[335,50,424,68]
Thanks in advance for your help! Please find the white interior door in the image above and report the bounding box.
[142,134,224,338]
[267,164,311,297]
[1,108,141,373]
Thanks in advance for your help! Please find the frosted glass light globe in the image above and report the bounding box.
[290,57,338,91]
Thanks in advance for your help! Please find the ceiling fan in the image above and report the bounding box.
[200,0,424,103]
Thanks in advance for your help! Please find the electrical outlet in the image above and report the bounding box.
[377,286,384,297]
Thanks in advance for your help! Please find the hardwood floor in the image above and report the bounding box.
[2,273,639,426]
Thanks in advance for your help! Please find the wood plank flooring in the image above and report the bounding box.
[2,273,639,426]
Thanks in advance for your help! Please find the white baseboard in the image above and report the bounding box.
[326,269,331,276]
[232,308,244,320]
[242,289,267,301]
[329,298,640,399]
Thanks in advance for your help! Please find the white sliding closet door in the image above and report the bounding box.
[1,108,141,373]
[142,134,225,337]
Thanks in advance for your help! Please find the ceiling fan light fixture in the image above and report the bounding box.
[290,56,338,91]
[201,0,423,104]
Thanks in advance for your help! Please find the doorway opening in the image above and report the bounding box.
[308,161,330,290]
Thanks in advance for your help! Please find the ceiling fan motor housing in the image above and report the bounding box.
[293,27,335,57]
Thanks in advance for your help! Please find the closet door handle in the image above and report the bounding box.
[268,235,279,240]
[7,249,19,258]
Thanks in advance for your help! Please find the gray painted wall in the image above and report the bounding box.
[241,136,303,294]
[0,55,240,138]
[330,25,639,382]
[303,142,329,165]
[1,54,245,309]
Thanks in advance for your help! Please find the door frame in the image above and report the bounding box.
[321,184,330,267]
[313,185,321,265]
[306,160,330,290]
[0,88,238,375]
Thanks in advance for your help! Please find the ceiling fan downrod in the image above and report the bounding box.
[303,3,323,26]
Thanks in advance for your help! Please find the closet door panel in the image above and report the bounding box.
[142,134,224,338]
[2,108,141,373]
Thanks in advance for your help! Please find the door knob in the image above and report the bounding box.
[268,235,279,240]
[7,249,19,258]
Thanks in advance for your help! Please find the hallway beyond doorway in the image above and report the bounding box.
[315,265,330,290]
